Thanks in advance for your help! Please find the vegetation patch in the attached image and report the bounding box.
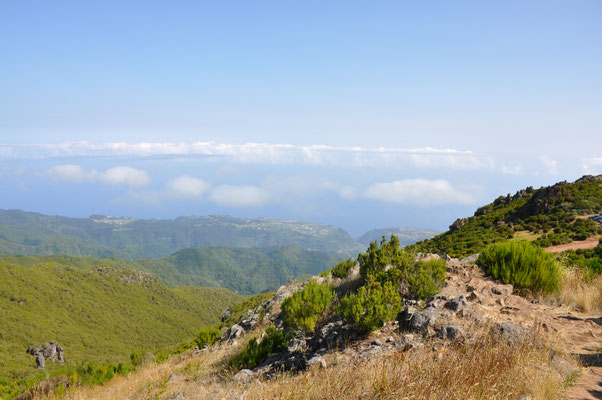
[477,241,561,293]
[194,327,221,349]
[330,258,355,279]
[410,176,602,257]
[281,281,335,333]
[229,326,288,371]
[358,236,446,299]
[339,281,401,333]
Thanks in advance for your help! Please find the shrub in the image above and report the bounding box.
[281,280,335,332]
[195,326,221,349]
[477,241,560,293]
[406,258,447,299]
[229,325,287,370]
[358,235,446,299]
[339,281,401,333]
[358,235,413,280]
[331,258,355,278]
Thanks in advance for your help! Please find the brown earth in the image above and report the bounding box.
[546,235,601,253]
[444,261,601,400]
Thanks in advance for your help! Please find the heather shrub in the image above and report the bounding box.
[281,280,335,332]
[195,326,221,349]
[331,258,355,278]
[477,241,560,293]
[358,235,446,299]
[339,281,401,333]
[229,326,287,370]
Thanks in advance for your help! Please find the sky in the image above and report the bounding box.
[0,1,601,235]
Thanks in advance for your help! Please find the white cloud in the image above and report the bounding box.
[501,163,524,175]
[99,166,150,187]
[210,185,272,207]
[582,157,602,174]
[48,164,91,182]
[364,179,479,205]
[25,141,491,170]
[539,156,558,175]
[47,165,150,187]
[166,176,209,197]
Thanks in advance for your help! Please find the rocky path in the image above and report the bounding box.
[546,235,601,253]
[444,261,602,399]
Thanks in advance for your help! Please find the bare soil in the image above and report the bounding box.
[546,235,601,253]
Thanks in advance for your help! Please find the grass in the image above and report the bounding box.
[543,266,602,313]
[0,261,242,398]
[243,332,570,400]
[513,230,542,241]
[477,241,561,293]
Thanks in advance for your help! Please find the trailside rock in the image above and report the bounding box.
[494,322,533,344]
[398,306,438,333]
[233,369,255,384]
[444,296,468,312]
[439,325,462,340]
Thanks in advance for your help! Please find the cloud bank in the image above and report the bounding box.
[20,141,493,170]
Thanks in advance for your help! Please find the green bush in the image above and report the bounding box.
[331,258,355,278]
[194,326,221,349]
[406,258,447,299]
[339,281,401,333]
[477,241,560,293]
[281,280,335,332]
[358,235,446,299]
[229,325,287,371]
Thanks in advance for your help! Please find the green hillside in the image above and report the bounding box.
[357,227,440,247]
[0,245,344,295]
[410,175,602,258]
[0,261,242,396]
[0,211,363,259]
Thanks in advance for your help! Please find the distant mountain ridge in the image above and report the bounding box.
[0,245,343,295]
[0,210,364,259]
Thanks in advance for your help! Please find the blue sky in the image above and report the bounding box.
[0,1,601,235]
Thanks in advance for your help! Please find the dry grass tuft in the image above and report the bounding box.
[544,267,602,313]
[244,332,570,400]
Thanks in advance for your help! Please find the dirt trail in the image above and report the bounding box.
[546,235,601,253]
[444,262,602,399]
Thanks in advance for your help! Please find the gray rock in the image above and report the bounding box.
[371,338,382,347]
[439,325,462,340]
[492,284,513,296]
[226,324,245,342]
[396,334,416,351]
[220,309,233,322]
[444,296,468,312]
[403,307,438,332]
[307,355,327,369]
[287,337,307,353]
[494,322,533,344]
[460,254,479,264]
[233,369,255,384]
[551,355,578,377]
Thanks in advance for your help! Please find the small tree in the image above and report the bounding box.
[281,280,335,332]
[339,281,401,333]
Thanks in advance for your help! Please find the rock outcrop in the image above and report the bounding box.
[26,342,64,369]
